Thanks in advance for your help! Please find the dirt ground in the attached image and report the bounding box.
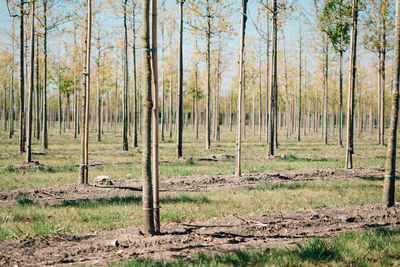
[0,166,386,206]
[0,202,398,266]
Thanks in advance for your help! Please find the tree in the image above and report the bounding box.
[141,0,155,235]
[79,0,92,185]
[235,0,248,177]
[26,0,35,163]
[151,0,160,234]
[315,0,351,146]
[363,0,395,146]
[122,0,129,151]
[176,0,185,158]
[382,0,400,207]
[131,0,138,148]
[345,0,359,169]
[19,0,26,154]
[186,0,232,150]
[268,0,277,156]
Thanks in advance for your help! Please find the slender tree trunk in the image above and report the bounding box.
[26,0,35,163]
[35,35,40,140]
[141,0,155,235]
[345,0,359,169]
[258,38,262,140]
[268,0,277,156]
[161,19,165,142]
[151,0,160,233]
[122,0,129,151]
[73,15,78,140]
[323,37,328,144]
[297,26,302,141]
[383,0,400,207]
[96,53,101,142]
[79,0,92,185]
[19,0,25,153]
[132,7,138,147]
[338,49,343,146]
[380,43,386,146]
[265,8,270,143]
[236,0,248,177]
[9,16,15,139]
[176,0,184,158]
[205,1,211,150]
[168,70,173,138]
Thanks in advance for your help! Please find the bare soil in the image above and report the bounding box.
[0,166,386,206]
[0,202,399,266]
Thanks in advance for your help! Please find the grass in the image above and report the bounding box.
[0,126,390,190]
[0,178,398,241]
[0,126,399,265]
[110,227,400,266]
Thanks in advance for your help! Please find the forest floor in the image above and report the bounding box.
[0,165,390,206]
[0,202,399,266]
[0,127,399,266]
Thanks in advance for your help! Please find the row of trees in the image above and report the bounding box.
[0,0,399,232]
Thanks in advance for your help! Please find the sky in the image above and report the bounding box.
[0,0,358,97]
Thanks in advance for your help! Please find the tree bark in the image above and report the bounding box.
[79,0,92,185]
[132,6,138,147]
[345,0,359,169]
[122,0,129,151]
[268,0,277,156]
[323,37,328,145]
[383,0,400,207]
[297,26,302,141]
[19,0,25,153]
[151,0,160,233]
[141,0,155,235]
[26,0,35,163]
[205,0,211,150]
[235,0,248,178]
[176,0,184,158]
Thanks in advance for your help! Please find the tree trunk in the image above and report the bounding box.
[151,0,160,233]
[345,0,359,169]
[235,0,248,178]
[323,37,328,144]
[141,0,155,235]
[382,0,400,207]
[26,0,35,163]
[297,26,302,142]
[132,6,138,147]
[268,0,277,156]
[122,0,128,151]
[338,49,343,146]
[35,35,40,140]
[380,40,386,146]
[19,0,25,153]
[79,0,92,185]
[205,1,211,150]
[176,0,184,158]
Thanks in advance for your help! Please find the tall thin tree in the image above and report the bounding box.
[176,0,184,158]
[235,0,248,177]
[79,0,92,185]
[345,0,359,169]
[151,0,160,234]
[142,0,155,235]
[382,0,400,207]
[26,0,35,163]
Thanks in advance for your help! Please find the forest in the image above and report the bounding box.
[0,0,399,265]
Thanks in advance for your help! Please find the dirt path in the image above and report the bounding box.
[0,166,386,206]
[0,202,398,266]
